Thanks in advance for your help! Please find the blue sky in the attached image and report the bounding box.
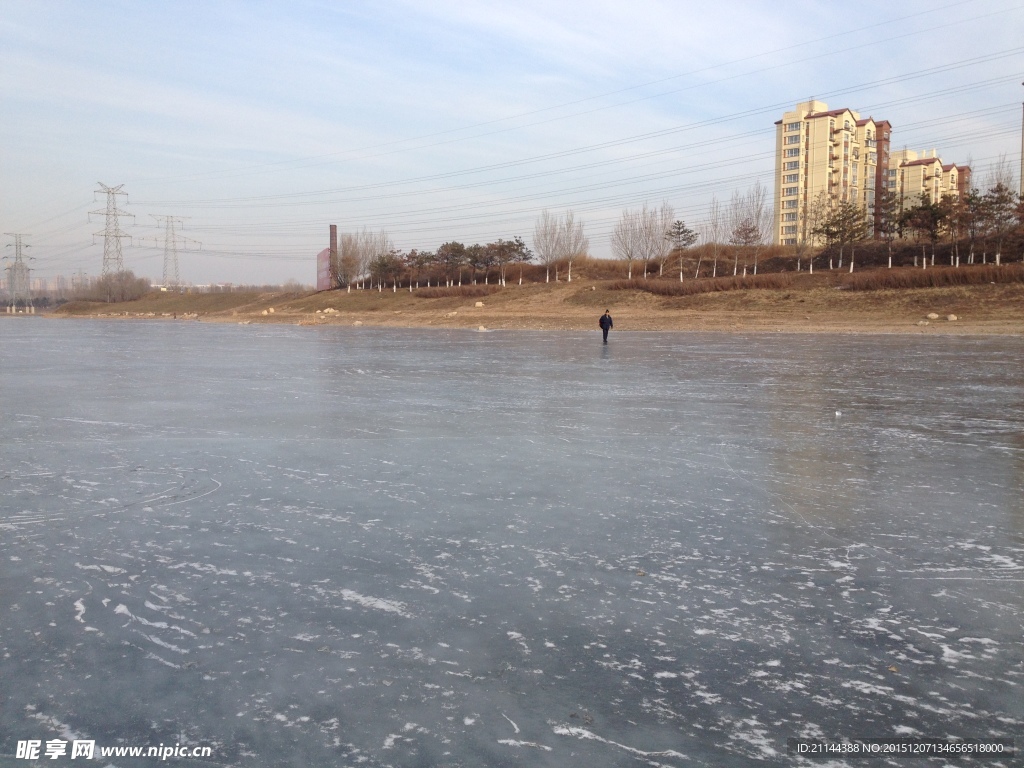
[2,0,1022,285]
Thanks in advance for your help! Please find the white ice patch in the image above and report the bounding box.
[169,562,238,576]
[728,718,780,759]
[843,680,894,696]
[73,600,86,623]
[553,725,687,760]
[507,631,531,655]
[340,590,411,617]
[75,562,126,574]
[498,739,552,751]
[114,604,196,636]
[140,633,188,654]
[28,712,88,742]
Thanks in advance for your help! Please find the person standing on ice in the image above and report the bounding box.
[599,310,613,343]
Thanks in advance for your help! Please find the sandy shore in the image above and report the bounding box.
[44,278,1024,335]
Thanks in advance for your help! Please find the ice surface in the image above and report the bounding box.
[1,320,1022,766]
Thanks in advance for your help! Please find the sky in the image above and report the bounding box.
[2,0,1022,287]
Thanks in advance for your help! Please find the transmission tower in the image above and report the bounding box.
[4,233,34,312]
[148,215,200,290]
[89,183,134,276]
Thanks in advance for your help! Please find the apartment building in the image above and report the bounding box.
[884,149,971,210]
[774,101,971,245]
[773,100,891,246]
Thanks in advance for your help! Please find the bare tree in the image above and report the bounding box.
[611,209,642,279]
[557,211,589,283]
[339,228,393,289]
[747,181,772,275]
[532,210,561,283]
[652,202,676,276]
[705,195,724,278]
[635,203,665,278]
[984,153,1016,191]
[727,182,770,276]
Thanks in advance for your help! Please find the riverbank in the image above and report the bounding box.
[45,272,1024,335]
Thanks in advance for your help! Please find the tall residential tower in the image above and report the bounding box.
[773,100,970,246]
[773,100,890,246]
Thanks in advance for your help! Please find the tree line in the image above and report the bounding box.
[806,174,1022,273]
[330,210,590,290]
[327,173,1022,292]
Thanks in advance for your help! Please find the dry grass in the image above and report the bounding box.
[838,263,1024,291]
[414,285,502,299]
[608,273,796,297]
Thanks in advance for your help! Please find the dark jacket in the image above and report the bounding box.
[599,313,613,330]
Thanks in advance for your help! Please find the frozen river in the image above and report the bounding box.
[1,320,1022,767]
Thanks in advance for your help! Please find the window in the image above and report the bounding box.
[784,148,800,157]
[782,200,798,209]
[785,122,801,131]
[785,135,800,144]
[784,173,799,183]
[868,153,876,165]
[844,120,850,130]
[784,161,799,170]
[783,187,798,197]
[782,225,797,234]
[783,238,797,245]
[782,212,797,221]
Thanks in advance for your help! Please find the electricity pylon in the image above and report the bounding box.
[149,215,200,290]
[4,233,33,311]
[89,183,133,276]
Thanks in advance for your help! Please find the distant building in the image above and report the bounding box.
[773,100,969,246]
[316,247,332,291]
[885,149,971,211]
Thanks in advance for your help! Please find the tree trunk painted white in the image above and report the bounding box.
[347,285,351,293]
[888,255,892,269]
[627,264,632,280]
[545,268,550,283]
[996,252,1001,266]
[567,262,572,282]
[849,259,854,273]
[742,266,747,277]
[955,255,960,267]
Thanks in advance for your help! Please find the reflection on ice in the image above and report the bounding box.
[1,321,1022,766]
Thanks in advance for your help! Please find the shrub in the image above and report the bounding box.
[840,263,1024,291]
